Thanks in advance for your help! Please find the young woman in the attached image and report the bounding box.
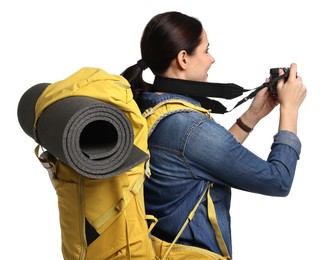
[121,11,306,258]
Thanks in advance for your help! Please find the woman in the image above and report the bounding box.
[121,11,306,258]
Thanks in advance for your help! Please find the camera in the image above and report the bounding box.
[268,67,290,94]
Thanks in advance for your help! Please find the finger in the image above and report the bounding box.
[289,63,297,80]
[259,86,268,95]
[297,76,303,83]
[277,68,285,89]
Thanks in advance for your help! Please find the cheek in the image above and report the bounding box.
[201,60,211,73]
[205,56,213,67]
[188,59,210,81]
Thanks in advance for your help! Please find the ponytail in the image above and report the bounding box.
[121,60,150,106]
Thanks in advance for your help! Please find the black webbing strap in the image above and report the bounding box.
[151,74,287,114]
[153,76,246,99]
[229,72,288,111]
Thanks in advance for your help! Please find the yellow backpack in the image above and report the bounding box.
[17,67,231,260]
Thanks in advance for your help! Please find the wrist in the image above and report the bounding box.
[236,117,253,133]
[236,110,260,133]
[240,111,259,129]
[279,107,298,134]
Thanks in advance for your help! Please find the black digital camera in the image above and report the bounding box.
[268,67,290,94]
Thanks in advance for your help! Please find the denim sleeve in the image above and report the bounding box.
[271,130,301,158]
[185,119,302,197]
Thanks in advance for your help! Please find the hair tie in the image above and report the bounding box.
[137,59,148,71]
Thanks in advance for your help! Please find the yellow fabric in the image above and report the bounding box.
[143,99,211,135]
[34,67,230,260]
[151,236,228,260]
[35,68,154,259]
[50,162,155,260]
[207,185,231,260]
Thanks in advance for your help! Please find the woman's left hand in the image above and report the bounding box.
[248,85,278,121]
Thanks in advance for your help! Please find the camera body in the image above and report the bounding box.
[268,67,290,94]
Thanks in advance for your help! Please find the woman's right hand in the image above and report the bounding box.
[277,63,307,134]
[277,63,306,110]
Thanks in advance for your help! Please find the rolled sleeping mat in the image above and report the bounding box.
[17,83,51,139]
[17,83,149,179]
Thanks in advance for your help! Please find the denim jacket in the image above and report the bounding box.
[141,92,301,257]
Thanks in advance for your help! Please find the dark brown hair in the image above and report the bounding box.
[121,11,203,103]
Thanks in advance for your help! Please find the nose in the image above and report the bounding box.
[210,54,215,64]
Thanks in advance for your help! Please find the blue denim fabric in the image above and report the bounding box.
[141,92,301,257]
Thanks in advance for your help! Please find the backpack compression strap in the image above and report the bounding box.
[161,184,231,260]
[161,183,210,260]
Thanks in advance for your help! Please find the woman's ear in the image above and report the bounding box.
[176,50,188,70]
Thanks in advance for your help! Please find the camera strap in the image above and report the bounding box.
[152,73,287,114]
[231,70,290,111]
[152,76,249,114]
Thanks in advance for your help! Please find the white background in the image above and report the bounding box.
[1,0,324,259]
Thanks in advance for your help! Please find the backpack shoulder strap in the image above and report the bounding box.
[143,99,211,136]
[143,100,231,259]
[207,185,231,259]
